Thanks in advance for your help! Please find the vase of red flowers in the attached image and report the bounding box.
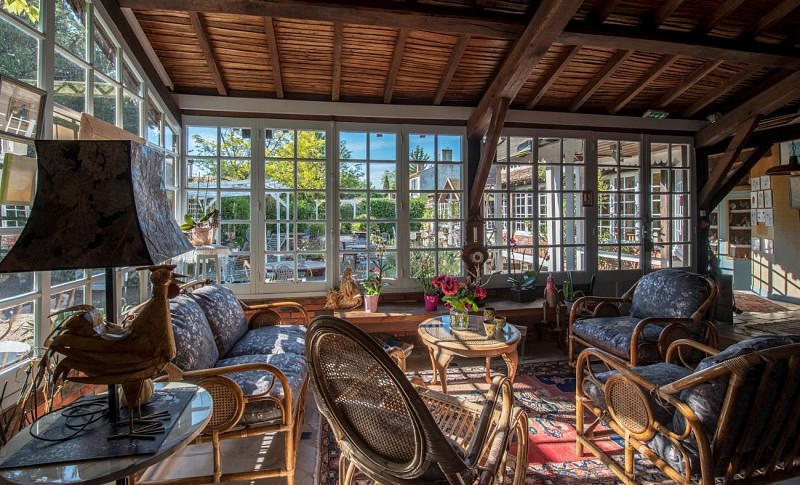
[433,275,487,330]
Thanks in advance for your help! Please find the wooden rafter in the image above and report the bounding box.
[597,0,622,22]
[682,65,760,117]
[699,115,759,209]
[434,34,470,106]
[656,59,723,109]
[264,16,284,99]
[698,0,745,33]
[651,0,686,26]
[467,0,584,139]
[332,22,343,102]
[608,54,676,114]
[706,144,772,211]
[469,97,510,214]
[525,45,580,110]
[384,29,408,104]
[747,0,800,38]
[122,0,800,70]
[188,11,227,96]
[569,50,632,112]
[696,70,800,148]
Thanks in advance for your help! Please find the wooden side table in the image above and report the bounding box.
[418,314,520,394]
[0,383,211,485]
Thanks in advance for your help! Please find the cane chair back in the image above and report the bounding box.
[307,315,528,485]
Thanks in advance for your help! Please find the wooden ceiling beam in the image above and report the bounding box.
[469,97,510,214]
[747,0,800,38]
[434,34,470,106]
[188,11,227,96]
[384,29,408,104]
[525,45,580,110]
[698,0,745,33]
[332,22,342,102]
[682,65,760,117]
[569,49,632,112]
[264,16,284,99]
[651,0,686,26]
[695,70,800,148]
[122,0,800,69]
[608,54,676,114]
[597,0,622,22]
[656,59,723,109]
[707,144,772,211]
[699,115,759,209]
[467,0,583,139]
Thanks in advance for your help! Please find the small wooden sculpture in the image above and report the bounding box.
[545,272,560,308]
[325,267,363,309]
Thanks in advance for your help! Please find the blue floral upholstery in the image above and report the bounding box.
[188,284,248,356]
[214,353,307,425]
[630,269,712,320]
[170,295,219,371]
[572,316,663,362]
[225,325,307,359]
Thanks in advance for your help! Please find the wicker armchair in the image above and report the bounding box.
[568,269,718,366]
[307,315,529,485]
[575,336,800,485]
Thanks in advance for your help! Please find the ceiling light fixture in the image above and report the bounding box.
[765,140,800,176]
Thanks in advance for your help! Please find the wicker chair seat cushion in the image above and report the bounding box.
[188,284,248,356]
[630,269,711,320]
[224,325,307,359]
[675,335,800,470]
[170,295,220,371]
[572,316,664,362]
[215,353,307,425]
[582,362,691,425]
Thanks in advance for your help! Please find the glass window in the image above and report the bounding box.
[266,128,326,284]
[93,75,116,124]
[146,98,162,146]
[597,139,641,271]
[54,51,86,113]
[0,18,38,83]
[93,23,116,78]
[650,142,691,269]
[55,0,86,59]
[1,0,40,29]
[122,90,141,136]
[408,133,464,279]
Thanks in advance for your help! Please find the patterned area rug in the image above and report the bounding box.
[743,320,800,335]
[315,361,672,484]
[734,292,788,313]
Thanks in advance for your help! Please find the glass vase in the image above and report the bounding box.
[449,308,469,330]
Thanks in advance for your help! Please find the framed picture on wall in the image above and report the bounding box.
[757,191,765,208]
[751,191,758,206]
[764,190,773,208]
[761,175,771,189]
[790,176,800,208]
[751,177,761,191]
[0,153,37,205]
[0,75,46,143]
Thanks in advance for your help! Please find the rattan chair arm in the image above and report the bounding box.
[463,376,515,467]
[568,296,626,324]
[629,317,695,365]
[576,348,660,393]
[665,338,719,364]
[179,279,213,292]
[177,362,294,420]
[242,301,310,326]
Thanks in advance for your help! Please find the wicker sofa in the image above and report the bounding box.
[141,282,309,485]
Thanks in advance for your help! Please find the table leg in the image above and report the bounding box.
[501,350,519,383]
[484,357,492,384]
[431,348,454,394]
[426,346,439,384]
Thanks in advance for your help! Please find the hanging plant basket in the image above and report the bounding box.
[189,225,214,246]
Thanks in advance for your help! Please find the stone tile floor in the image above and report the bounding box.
[139,291,800,484]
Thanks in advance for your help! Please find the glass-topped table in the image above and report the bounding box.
[418,314,520,394]
[0,382,211,485]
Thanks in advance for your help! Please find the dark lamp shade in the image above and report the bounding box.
[765,154,800,176]
[0,140,192,273]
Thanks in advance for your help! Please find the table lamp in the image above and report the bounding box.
[0,139,193,417]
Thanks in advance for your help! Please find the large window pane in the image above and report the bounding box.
[93,23,116,78]
[122,91,140,136]
[55,0,85,59]
[0,19,37,83]
[93,75,115,125]
[54,52,86,112]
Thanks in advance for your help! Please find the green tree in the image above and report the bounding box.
[409,144,430,174]
[2,0,39,23]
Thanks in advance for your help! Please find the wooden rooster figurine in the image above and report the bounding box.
[44,265,183,437]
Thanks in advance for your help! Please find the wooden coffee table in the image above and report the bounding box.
[418,314,520,393]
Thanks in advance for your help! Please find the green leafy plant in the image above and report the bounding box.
[418,276,440,296]
[179,208,219,231]
[508,249,549,290]
[559,271,585,302]
[361,236,390,296]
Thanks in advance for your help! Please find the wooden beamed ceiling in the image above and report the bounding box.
[120,0,800,203]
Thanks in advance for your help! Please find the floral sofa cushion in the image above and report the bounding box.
[214,353,307,425]
[188,284,248,357]
[225,325,307,359]
[572,316,664,362]
[630,269,710,321]
[170,294,219,371]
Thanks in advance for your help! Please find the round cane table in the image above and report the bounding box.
[418,314,520,394]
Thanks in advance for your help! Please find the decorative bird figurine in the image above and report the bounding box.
[545,272,560,308]
[43,265,184,437]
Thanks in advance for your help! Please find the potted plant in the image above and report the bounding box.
[360,236,390,312]
[180,208,219,246]
[419,275,440,311]
[507,249,549,303]
[434,275,486,329]
[559,271,585,305]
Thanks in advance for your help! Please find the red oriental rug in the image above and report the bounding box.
[734,292,788,313]
[314,361,672,484]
